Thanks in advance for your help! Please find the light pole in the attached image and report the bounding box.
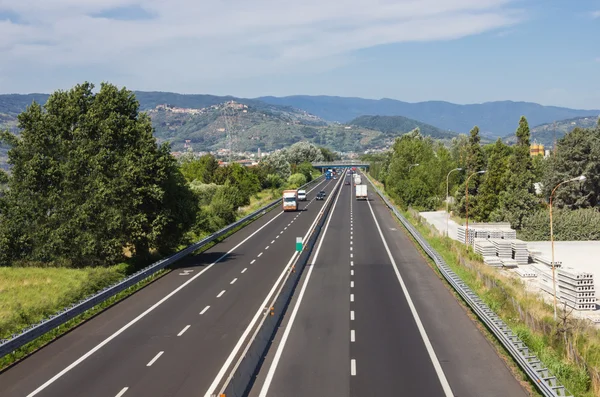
[446,167,463,237]
[549,174,586,321]
[408,163,419,172]
[465,170,486,246]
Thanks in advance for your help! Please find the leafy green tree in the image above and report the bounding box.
[297,161,314,182]
[0,82,197,266]
[265,173,283,189]
[318,146,340,161]
[472,139,511,221]
[542,126,599,209]
[496,116,539,228]
[262,150,291,180]
[179,153,219,183]
[288,173,307,187]
[453,126,486,217]
[213,163,260,206]
[286,141,324,165]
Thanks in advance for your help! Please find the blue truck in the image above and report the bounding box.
[325,170,332,179]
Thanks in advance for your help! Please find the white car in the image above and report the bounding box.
[297,190,307,201]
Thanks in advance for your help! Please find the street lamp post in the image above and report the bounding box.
[465,170,486,246]
[408,163,420,172]
[446,168,463,237]
[549,174,586,321]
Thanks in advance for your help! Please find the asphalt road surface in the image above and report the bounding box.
[249,175,529,397]
[0,176,339,397]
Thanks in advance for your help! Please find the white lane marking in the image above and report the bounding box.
[350,241,353,245]
[351,227,353,231]
[280,231,283,234]
[351,269,354,276]
[276,235,279,239]
[366,198,454,396]
[265,246,269,250]
[200,306,210,315]
[23,192,303,397]
[351,231,353,235]
[350,261,354,266]
[205,177,343,397]
[350,253,353,258]
[271,240,275,244]
[351,330,356,342]
[251,259,256,264]
[350,247,353,251]
[351,236,353,240]
[258,252,263,257]
[146,351,164,367]
[350,311,355,321]
[350,294,354,302]
[351,359,357,376]
[217,290,226,298]
[230,278,237,285]
[351,281,354,288]
[115,387,129,397]
[284,227,287,230]
[241,268,247,274]
[177,325,191,336]
[256,174,344,397]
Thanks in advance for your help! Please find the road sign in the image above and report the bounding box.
[296,237,303,252]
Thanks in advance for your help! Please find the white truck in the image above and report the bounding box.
[353,175,362,186]
[355,184,367,200]
[297,189,307,201]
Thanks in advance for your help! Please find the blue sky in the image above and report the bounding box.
[0,0,598,109]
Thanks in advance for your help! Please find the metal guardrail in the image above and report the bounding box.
[213,173,344,397]
[364,174,572,397]
[0,175,326,360]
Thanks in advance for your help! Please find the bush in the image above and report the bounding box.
[519,208,600,241]
[288,173,307,188]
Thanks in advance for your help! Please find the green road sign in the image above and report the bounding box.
[296,237,303,252]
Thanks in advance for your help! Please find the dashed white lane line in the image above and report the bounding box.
[271,240,275,244]
[351,281,354,288]
[200,306,210,315]
[258,252,263,257]
[351,227,353,231]
[284,227,288,230]
[350,311,355,320]
[351,261,354,266]
[250,259,256,264]
[146,351,164,367]
[351,231,353,235]
[280,231,284,234]
[241,268,247,274]
[350,253,353,258]
[350,294,354,302]
[177,325,191,336]
[230,278,237,285]
[351,330,356,342]
[265,246,270,250]
[350,241,353,245]
[276,235,280,239]
[351,269,354,275]
[115,387,129,397]
[350,247,353,251]
[351,359,357,376]
[217,290,226,298]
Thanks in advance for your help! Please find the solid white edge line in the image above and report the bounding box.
[200,306,210,315]
[366,198,454,396]
[115,387,129,397]
[204,176,343,397]
[217,290,226,298]
[256,171,345,397]
[24,191,302,397]
[146,351,164,367]
[177,325,191,336]
[351,359,357,376]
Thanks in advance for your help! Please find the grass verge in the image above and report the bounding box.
[367,174,599,397]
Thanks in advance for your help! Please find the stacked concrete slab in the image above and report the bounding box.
[483,256,503,267]
[511,240,529,265]
[558,268,597,311]
[491,239,512,258]
[501,258,519,269]
[474,239,495,256]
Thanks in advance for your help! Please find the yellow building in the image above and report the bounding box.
[530,143,544,156]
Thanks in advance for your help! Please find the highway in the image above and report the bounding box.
[248,173,529,397]
[0,176,339,397]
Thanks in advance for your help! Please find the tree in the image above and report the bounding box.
[453,126,486,217]
[288,173,307,187]
[261,150,291,180]
[473,139,511,221]
[297,161,314,182]
[496,116,539,228]
[0,82,197,266]
[179,153,219,183]
[286,141,324,165]
[319,146,340,161]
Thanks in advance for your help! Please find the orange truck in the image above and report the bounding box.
[282,190,298,211]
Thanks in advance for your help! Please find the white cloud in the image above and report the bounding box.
[0,0,524,93]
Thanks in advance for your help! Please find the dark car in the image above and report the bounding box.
[345,179,350,185]
[316,192,325,200]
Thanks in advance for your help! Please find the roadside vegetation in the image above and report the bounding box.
[364,117,600,396]
[0,82,336,353]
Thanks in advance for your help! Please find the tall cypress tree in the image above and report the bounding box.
[453,126,486,217]
[497,116,539,228]
[473,139,511,221]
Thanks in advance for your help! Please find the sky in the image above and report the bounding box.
[0,0,599,109]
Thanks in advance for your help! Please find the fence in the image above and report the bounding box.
[0,175,326,360]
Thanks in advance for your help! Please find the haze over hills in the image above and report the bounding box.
[256,95,600,138]
[348,115,456,140]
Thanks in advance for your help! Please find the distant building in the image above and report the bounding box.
[530,143,544,156]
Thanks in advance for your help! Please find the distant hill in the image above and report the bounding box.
[349,115,456,140]
[256,95,600,138]
[505,116,600,147]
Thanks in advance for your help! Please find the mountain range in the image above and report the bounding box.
[1,91,599,153]
[504,116,600,147]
